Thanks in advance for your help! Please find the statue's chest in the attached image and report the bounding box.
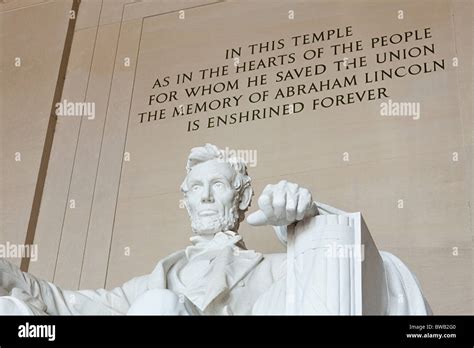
[176,258,216,288]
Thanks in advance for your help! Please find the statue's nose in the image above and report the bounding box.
[201,184,214,203]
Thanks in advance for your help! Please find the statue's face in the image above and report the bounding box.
[184,159,240,235]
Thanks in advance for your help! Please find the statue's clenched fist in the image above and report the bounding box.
[246,180,318,227]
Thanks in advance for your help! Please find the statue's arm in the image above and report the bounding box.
[252,187,430,315]
[0,258,148,314]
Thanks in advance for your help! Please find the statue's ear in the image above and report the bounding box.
[239,186,253,211]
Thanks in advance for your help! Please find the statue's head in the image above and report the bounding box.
[181,144,253,236]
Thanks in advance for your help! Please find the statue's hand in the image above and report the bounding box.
[246,180,318,227]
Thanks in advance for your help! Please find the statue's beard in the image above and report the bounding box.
[186,194,241,235]
[190,205,240,235]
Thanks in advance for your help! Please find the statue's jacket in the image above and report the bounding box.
[0,203,432,315]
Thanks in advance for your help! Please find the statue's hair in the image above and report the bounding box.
[181,144,253,225]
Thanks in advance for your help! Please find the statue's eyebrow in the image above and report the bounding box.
[187,178,202,186]
[210,174,227,181]
[187,174,229,186]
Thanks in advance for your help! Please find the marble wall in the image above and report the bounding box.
[0,0,74,267]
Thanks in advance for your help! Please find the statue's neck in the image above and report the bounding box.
[190,230,246,249]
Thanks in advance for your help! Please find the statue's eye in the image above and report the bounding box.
[192,185,201,192]
[213,182,224,189]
